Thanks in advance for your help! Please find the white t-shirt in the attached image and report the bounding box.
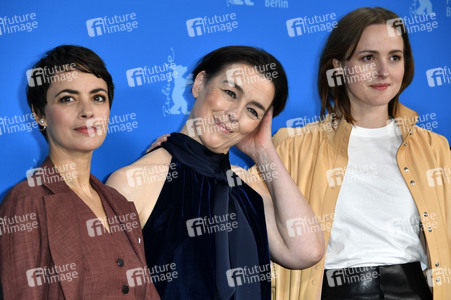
[325,119,427,269]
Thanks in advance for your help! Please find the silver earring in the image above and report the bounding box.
[39,119,46,131]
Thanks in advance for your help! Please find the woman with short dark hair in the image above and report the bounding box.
[0,45,160,299]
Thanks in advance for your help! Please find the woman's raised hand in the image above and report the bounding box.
[236,106,275,162]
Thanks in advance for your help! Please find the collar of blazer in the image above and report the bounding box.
[36,157,146,299]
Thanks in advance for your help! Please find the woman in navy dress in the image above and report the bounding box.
[107,46,325,299]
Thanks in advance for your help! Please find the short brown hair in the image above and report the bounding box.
[318,7,414,123]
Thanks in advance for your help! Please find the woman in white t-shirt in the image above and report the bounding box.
[269,6,450,300]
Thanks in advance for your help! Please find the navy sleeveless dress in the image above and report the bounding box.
[142,133,271,300]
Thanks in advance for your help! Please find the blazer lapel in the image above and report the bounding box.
[38,158,84,300]
[90,176,147,267]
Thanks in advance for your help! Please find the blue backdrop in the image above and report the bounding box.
[1,0,450,199]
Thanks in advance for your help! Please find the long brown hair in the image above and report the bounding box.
[318,7,414,124]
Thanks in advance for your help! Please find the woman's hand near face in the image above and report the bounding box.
[235,106,275,162]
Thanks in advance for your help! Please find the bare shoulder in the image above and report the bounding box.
[107,148,172,190]
[106,148,174,227]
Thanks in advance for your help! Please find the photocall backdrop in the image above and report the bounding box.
[0,0,450,199]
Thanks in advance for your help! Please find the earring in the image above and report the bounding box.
[39,119,47,131]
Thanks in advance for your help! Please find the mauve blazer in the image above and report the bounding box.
[0,158,160,300]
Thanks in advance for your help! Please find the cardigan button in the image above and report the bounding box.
[404,142,408,146]
[404,167,409,172]
[409,131,413,135]
[122,285,130,294]
[424,212,428,217]
[435,262,440,267]
[428,227,432,232]
[410,180,415,185]
[436,277,441,283]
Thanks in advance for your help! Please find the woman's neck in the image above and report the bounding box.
[48,148,93,195]
[350,102,391,128]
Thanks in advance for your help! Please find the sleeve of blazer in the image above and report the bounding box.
[0,182,51,299]
[430,132,451,248]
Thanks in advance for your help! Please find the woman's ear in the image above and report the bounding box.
[332,59,342,70]
[32,107,46,127]
[192,71,207,99]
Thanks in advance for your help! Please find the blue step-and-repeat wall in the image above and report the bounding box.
[0,0,450,199]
